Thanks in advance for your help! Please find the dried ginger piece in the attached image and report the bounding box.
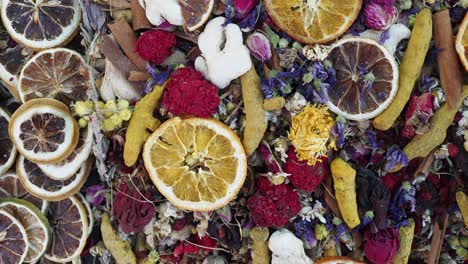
[124,83,166,166]
[241,67,267,156]
[250,227,270,264]
[394,219,415,264]
[101,212,137,264]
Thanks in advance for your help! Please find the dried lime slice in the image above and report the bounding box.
[0,108,16,175]
[0,209,29,264]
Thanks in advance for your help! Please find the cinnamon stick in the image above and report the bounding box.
[413,151,435,178]
[433,10,462,110]
[98,35,138,74]
[322,177,342,219]
[108,17,147,71]
[131,0,152,31]
[128,71,150,82]
[427,212,449,264]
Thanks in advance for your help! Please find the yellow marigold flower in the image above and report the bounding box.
[288,104,335,165]
[105,100,117,111]
[119,108,132,121]
[74,101,94,116]
[117,99,130,110]
[101,118,115,132]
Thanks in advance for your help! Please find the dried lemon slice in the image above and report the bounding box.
[143,117,247,211]
[0,209,29,264]
[9,98,79,164]
[0,107,16,175]
[1,0,81,50]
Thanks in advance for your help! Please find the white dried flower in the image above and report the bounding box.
[302,44,330,61]
[286,92,307,116]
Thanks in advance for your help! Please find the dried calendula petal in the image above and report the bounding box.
[101,212,137,264]
[456,191,468,228]
[241,67,267,156]
[331,158,360,229]
[124,83,166,167]
[393,219,415,264]
[250,227,270,264]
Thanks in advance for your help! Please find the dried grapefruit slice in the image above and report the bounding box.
[1,0,81,50]
[0,209,29,264]
[44,196,88,263]
[9,98,79,164]
[38,125,93,181]
[326,37,398,120]
[456,12,468,72]
[0,23,33,99]
[143,117,247,211]
[0,172,48,214]
[0,198,51,263]
[264,0,362,44]
[18,48,92,105]
[179,0,214,31]
[16,155,91,201]
[0,107,16,175]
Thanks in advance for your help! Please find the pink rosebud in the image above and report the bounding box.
[246,32,272,61]
[234,0,258,19]
[364,3,398,31]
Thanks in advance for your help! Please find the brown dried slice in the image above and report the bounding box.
[179,0,214,31]
[44,196,88,263]
[18,48,92,105]
[38,125,93,181]
[0,23,33,99]
[16,155,91,201]
[0,209,29,264]
[0,172,48,214]
[1,0,81,50]
[326,37,398,120]
[0,198,51,263]
[0,108,16,175]
[9,98,79,164]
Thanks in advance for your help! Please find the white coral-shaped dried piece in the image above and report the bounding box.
[268,229,312,264]
[138,0,183,26]
[195,17,252,89]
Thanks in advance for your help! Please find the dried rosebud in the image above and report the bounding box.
[234,0,258,19]
[246,32,272,62]
[364,227,400,264]
[363,2,398,31]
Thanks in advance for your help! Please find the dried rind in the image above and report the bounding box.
[0,209,29,264]
[0,108,16,175]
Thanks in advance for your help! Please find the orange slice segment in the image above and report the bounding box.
[179,0,214,31]
[456,12,468,72]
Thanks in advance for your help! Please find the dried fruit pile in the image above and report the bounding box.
[0,0,467,263]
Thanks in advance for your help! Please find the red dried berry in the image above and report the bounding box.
[136,29,176,65]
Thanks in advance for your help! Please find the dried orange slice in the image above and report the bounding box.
[0,23,33,99]
[179,0,214,31]
[456,12,468,72]
[18,48,92,105]
[0,172,49,213]
[1,0,81,50]
[38,125,93,181]
[143,117,247,211]
[0,198,51,263]
[0,209,29,264]
[326,37,398,120]
[0,107,16,175]
[9,98,79,164]
[44,196,88,263]
[16,155,91,201]
[264,0,362,44]
[316,256,365,264]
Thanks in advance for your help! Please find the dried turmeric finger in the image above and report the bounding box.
[263,96,285,111]
[456,191,468,228]
[250,227,270,264]
[394,219,415,264]
[101,212,137,264]
[124,83,166,166]
[373,8,432,131]
[241,67,267,156]
[403,85,468,161]
[330,158,360,229]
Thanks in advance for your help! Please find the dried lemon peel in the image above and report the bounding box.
[288,104,336,166]
[241,67,268,156]
[195,17,252,89]
[138,0,183,26]
[402,85,468,162]
[373,8,432,131]
[263,97,286,111]
[101,212,137,264]
[250,227,270,264]
[124,83,166,167]
[456,191,468,228]
[330,158,360,229]
[394,219,415,264]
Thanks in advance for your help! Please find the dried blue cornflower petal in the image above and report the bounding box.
[384,145,409,171]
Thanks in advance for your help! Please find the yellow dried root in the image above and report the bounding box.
[250,227,270,264]
[241,67,268,156]
[394,219,415,264]
[101,212,137,264]
[263,96,285,111]
[124,83,166,167]
[403,85,468,161]
[373,8,432,131]
[331,158,360,229]
[456,191,468,228]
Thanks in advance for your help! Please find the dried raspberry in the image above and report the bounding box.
[136,29,176,65]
